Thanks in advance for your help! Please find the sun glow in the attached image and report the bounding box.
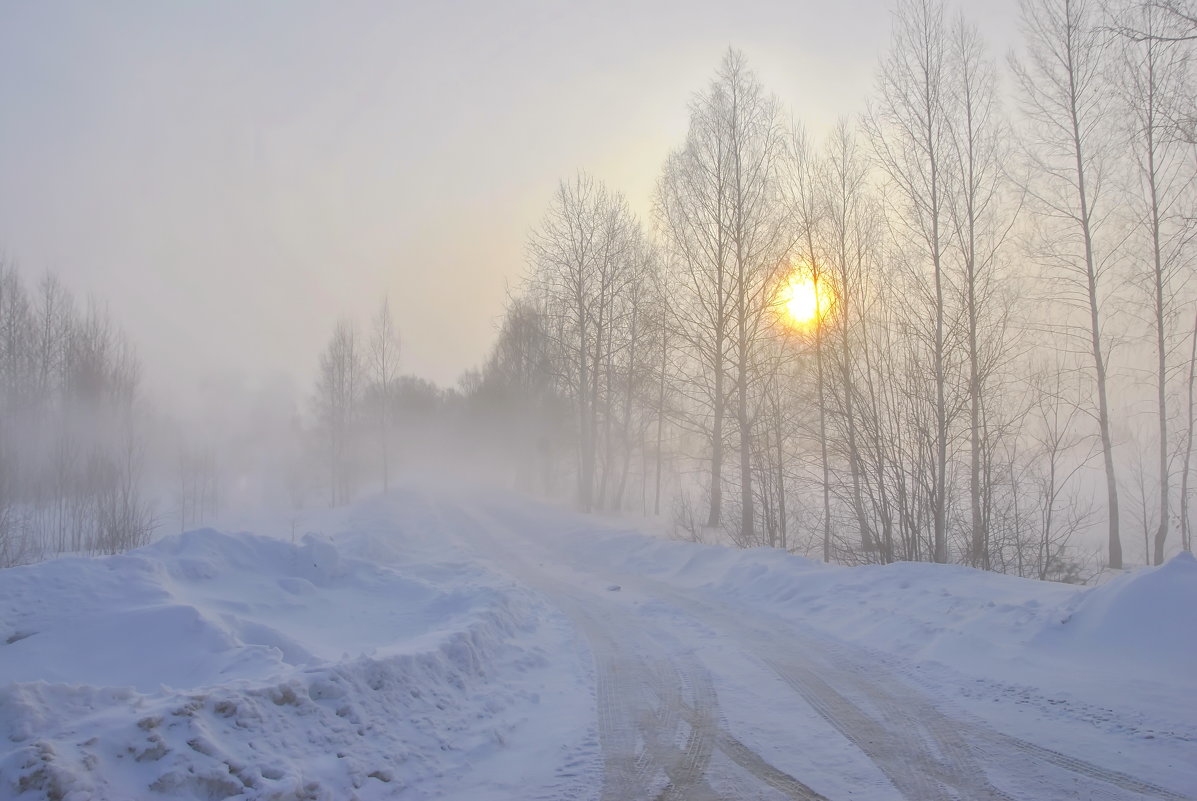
[778,270,833,329]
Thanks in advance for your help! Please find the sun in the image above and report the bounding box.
[778,270,832,329]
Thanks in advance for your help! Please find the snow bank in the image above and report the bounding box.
[0,528,465,690]
[1041,551,1197,675]
[518,504,1196,682]
[0,515,555,800]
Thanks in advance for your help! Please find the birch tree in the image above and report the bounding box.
[370,298,400,493]
[528,172,635,512]
[315,319,362,506]
[786,128,832,558]
[1013,0,1125,568]
[818,121,880,558]
[946,15,1019,568]
[865,0,955,563]
[1114,0,1195,563]
[657,48,788,539]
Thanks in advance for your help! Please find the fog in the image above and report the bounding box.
[0,1,1018,404]
[2,0,1193,582]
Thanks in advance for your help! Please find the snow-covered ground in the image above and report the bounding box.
[2,489,1194,800]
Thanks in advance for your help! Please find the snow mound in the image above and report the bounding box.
[515,506,1193,679]
[0,518,555,800]
[1044,551,1197,674]
[0,529,459,691]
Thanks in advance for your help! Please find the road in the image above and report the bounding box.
[431,496,1194,801]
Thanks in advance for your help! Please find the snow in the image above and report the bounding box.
[2,489,1194,800]
[0,496,595,800]
[1044,550,1197,674]
[552,504,1197,680]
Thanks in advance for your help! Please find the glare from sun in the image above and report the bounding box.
[779,270,832,329]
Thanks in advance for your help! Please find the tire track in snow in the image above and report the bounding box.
[647,648,719,801]
[447,496,1194,800]
[652,584,1193,801]
[758,651,1012,801]
[438,501,830,801]
[990,733,1193,800]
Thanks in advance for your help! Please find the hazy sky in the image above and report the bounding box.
[0,0,1020,414]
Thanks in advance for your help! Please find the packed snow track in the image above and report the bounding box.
[438,496,1195,801]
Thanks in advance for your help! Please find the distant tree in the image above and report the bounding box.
[527,172,636,512]
[315,319,362,506]
[605,232,662,512]
[369,298,400,493]
[177,445,218,531]
[478,295,564,493]
[31,273,73,406]
[0,264,34,412]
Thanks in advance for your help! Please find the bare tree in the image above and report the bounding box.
[527,172,636,512]
[178,444,218,532]
[724,53,789,545]
[480,295,565,493]
[0,263,34,412]
[315,319,362,506]
[1114,0,1195,564]
[606,232,661,512]
[1013,0,1125,568]
[657,48,788,540]
[1024,363,1101,579]
[370,298,401,494]
[1180,308,1197,552]
[650,264,675,517]
[820,121,884,558]
[865,0,955,563]
[656,72,735,531]
[1111,0,1197,41]
[946,14,1021,568]
[32,273,73,406]
[786,127,832,558]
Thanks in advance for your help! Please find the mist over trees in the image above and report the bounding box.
[0,263,154,566]
[2,0,1193,585]
[476,0,1196,579]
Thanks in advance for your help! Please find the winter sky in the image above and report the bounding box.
[0,0,1020,414]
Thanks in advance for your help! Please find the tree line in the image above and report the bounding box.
[475,0,1197,578]
[5,0,1193,580]
[0,262,154,565]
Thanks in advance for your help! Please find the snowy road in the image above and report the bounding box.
[437,496,1195,801]
[3,490,1194,800]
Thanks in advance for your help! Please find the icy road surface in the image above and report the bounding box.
[2,489,1195,800]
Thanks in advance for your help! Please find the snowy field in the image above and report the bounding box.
[2,489,1194,800]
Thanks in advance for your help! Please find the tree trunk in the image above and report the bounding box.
[655,331,667,517]
[816,273,833,562]
[1146,67,1170,566]
[708,356,725,528]
[1060,0,1122,569]
[1181,309,1197,553]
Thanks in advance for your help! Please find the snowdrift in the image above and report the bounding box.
[0,522,550,800]
[1043,550,1197,674]
[526,503,1197,682]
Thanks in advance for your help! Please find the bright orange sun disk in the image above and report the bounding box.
[779,271,832,328]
